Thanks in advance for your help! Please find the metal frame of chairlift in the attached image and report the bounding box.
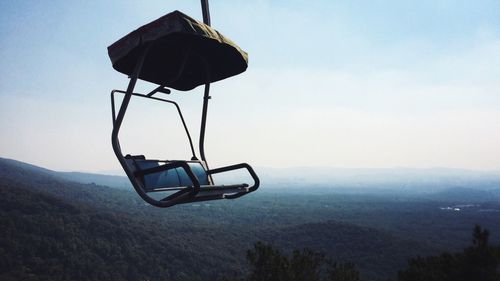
[110,0,260,208]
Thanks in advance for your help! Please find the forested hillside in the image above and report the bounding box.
[1,157,499,280]
[0,158,249,280]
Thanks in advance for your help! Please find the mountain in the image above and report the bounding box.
[1,157,499,281]
[0,157,252,280]
[0,173,249,281]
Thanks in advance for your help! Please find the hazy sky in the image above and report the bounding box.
[1,0,499,172]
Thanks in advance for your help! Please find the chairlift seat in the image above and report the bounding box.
[108,10,248,91]
[124,155,251,203]
[125,155,210,190]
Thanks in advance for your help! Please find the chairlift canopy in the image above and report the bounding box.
[107,10,248,91]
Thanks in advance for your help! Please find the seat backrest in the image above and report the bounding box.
[125,156,210,191]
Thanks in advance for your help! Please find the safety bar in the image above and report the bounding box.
[111,89,198,160]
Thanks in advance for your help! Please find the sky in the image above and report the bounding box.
[0,0,499,172]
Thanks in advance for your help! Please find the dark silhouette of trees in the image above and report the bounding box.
[231,226,500,281]
[328,262,362,281]
[225,242,363,281]
[398,225,500,281]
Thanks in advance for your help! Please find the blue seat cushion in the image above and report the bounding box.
[135,160,210,190]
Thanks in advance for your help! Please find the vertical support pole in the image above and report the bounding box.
[199,0,211,166]
[199,83,210,163]
[201,0,211,26]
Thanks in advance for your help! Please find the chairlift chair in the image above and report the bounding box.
[107,6,259,208]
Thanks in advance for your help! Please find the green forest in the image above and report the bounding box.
[1,157,500,280]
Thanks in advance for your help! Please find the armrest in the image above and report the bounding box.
[207,163,260,198]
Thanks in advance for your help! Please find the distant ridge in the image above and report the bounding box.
[0,157,131,190]
[0,156,139,209]
[55,171,131,190]
[2,156,500,195]
[427,186,500,202]
[258,166,500,194]
[0,157,54,175]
